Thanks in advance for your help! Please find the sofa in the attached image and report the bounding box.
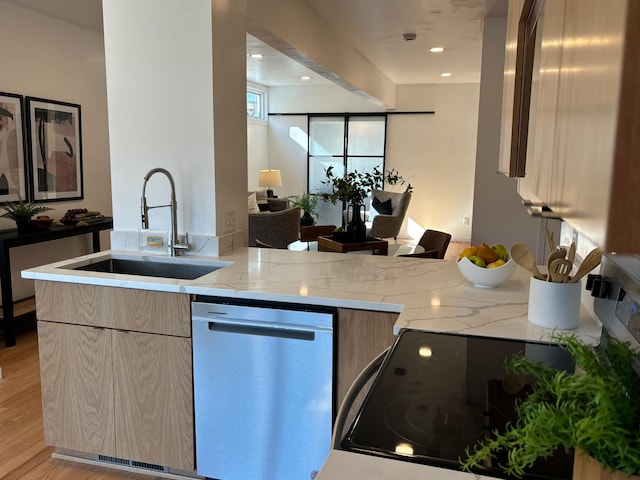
[248,190,289,213]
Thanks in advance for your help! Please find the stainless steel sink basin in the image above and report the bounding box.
[64,255,230,280]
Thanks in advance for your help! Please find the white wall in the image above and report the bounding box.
[247,119,269,190]
[264,83,480,241]
[0,1,112,302]
[471,15,554,262]
[102,0,215,237]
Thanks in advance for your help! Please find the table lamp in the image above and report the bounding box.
[258,169,282,198]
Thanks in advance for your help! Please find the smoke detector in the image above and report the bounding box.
[403,33,417,42]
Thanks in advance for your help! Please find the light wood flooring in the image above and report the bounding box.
[0,329,166,480]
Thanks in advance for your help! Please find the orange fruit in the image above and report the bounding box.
[476,244,499,264]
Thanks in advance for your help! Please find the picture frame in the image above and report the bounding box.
[0,92,28,202]
[26,97,83,202]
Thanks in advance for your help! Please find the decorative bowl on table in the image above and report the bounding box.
[457,256,516,288]
[30,215,53,231]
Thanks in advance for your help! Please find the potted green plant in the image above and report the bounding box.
[320,166,412,241]
[287,192,319,227]
[460,331,640,479]
[0,198,53,234]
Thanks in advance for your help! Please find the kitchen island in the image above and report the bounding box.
[22,248,602,479]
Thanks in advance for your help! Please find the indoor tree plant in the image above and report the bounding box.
[287,192,319,226]
[0,198,53,233]
[320,166,412,241]
[460,331,640,479]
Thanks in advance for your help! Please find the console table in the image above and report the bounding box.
[0,217,113,347]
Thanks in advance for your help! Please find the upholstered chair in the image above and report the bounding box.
[248,207,301,249]
[400,229,452,259]
[368,189,412,239]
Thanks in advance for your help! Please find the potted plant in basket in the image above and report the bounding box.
[287,192,319,226]
[460,331,640,479]
[0,198,53,234]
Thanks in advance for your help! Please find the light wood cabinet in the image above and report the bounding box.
[503,0,640,253]
[35,281,194,471]
[38,321,116,456]
[335,308,398,410]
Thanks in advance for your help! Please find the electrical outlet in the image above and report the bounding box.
[224,211,236,233]
[463,217,470,226]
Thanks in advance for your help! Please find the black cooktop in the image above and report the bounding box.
[340,329,576,480]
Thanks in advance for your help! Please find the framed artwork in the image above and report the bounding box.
[26,97,83,201]
[0,92,28,202]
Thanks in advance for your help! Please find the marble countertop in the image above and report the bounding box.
[22,247,603,480]
[22,248,602,345]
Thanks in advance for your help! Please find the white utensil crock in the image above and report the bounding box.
[528,277,581,329]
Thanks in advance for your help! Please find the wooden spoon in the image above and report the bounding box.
[511,243,546,280]
[545,228,556,253]
[567,242,576,266]
[569,249,603,283]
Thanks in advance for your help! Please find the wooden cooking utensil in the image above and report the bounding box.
[511,243,546,280]
[545,228,555,253]
[569,249,603,283]
[546,249,566,280]
[548,258,572,283]
[567,242,576,266]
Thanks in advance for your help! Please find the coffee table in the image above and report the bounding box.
[317,235,388,255]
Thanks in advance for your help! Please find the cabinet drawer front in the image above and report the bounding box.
[35,281,191,337]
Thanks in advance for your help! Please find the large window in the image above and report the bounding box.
[308,114,387,226]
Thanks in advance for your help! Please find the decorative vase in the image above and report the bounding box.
[346,203,367,242]
[300,210,315,227]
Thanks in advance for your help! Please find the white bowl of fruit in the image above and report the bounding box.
[456,243,516,288]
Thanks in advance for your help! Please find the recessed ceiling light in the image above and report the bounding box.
[300,76,311,81]
[440,72,452,77]
[247,53,263,59]
[430,47,444,53]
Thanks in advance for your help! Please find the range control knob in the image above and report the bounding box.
[586,274,610,298]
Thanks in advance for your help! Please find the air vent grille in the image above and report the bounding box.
[96,455,168,472]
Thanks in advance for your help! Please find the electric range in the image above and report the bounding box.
[340,253,640,480]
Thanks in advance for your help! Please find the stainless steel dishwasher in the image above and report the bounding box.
[192,298,335,480]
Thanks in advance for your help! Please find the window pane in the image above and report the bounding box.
[309,117,345,156]
[247,91,261,119]
[347,117,385,156]
[309,156,343,195]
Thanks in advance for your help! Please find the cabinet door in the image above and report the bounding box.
[38,321,116,455]
[112,330,194,470]
[335,308,398,410]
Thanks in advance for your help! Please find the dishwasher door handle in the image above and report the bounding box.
[206,320,315,341]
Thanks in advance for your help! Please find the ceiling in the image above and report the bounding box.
[4,0,507,87]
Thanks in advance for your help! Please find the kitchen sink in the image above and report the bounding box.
[64,255,230,280]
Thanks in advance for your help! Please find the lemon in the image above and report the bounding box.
[487,259,506,269]
[458,246,478,261]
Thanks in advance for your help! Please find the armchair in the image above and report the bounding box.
[368,189,412,239]
[248,207,301,249]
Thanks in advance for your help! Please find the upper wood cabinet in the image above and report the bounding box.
[502,0,640,254]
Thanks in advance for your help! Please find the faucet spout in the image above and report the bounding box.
[140,168,189,257]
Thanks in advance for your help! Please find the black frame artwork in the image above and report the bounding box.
[26,97,83,202]
[0,92,28,202]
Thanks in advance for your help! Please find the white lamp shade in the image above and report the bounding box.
[258,169,282,188]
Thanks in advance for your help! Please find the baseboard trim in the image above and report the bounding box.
[51,451,202,480]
